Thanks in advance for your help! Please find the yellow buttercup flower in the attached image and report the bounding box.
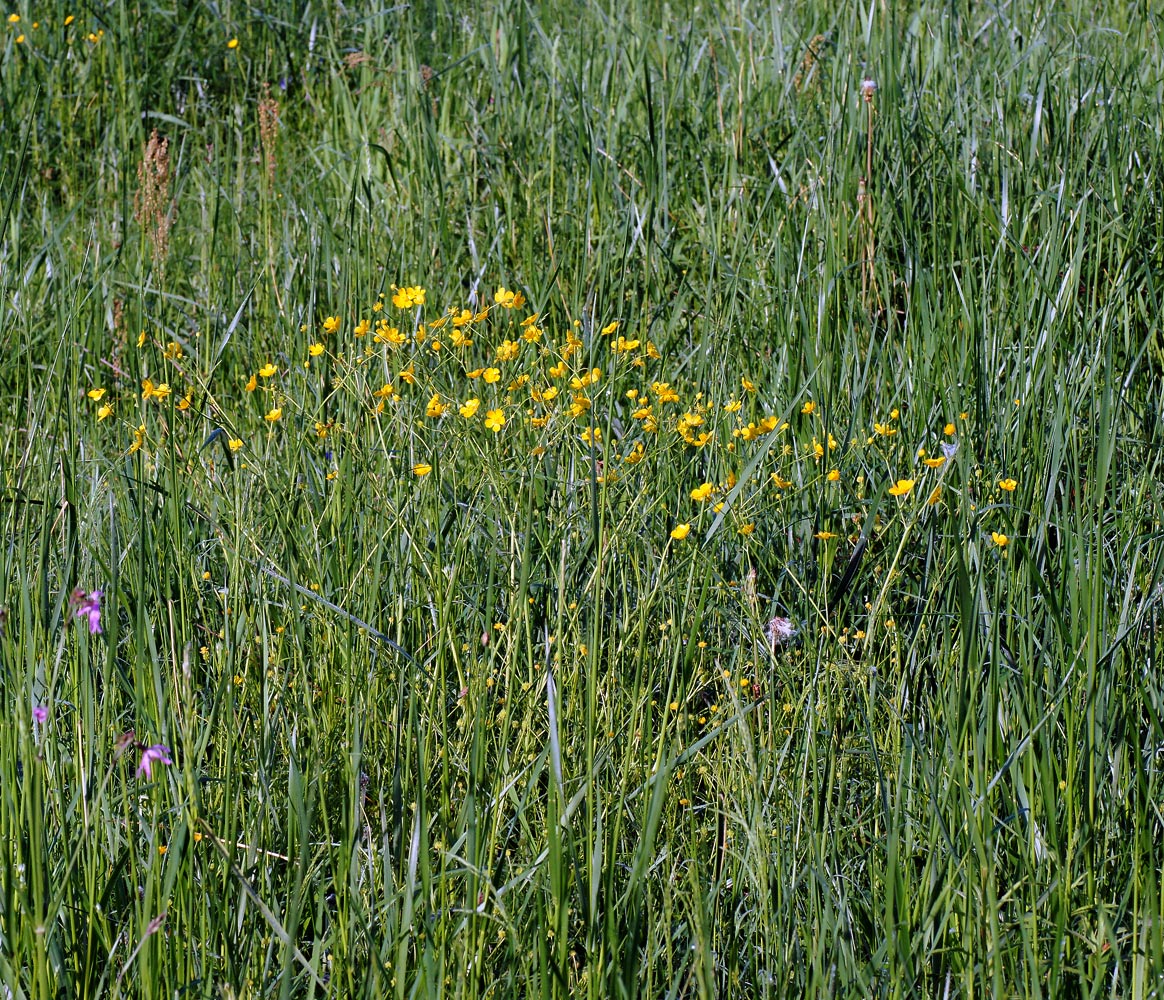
[87,388,106,401]
[374,321,406,346]
[392,285,426,309]
[412,463,433,476]
[141,379,171,402]
[991,531,1009,547]
[258,363,277,377]
[998,478,1017,492]
[670,523,691,540]
[459,398,481,419]
[484,408,506,433]
[308,343,324,357]
[690,483,714,502]
[128,424,146,454]
[493,287,525,309]
[265,407,282,422]
[888,478,915,497]
[482,367,501,384]
[96,403,114,421]
[495,339,520,362]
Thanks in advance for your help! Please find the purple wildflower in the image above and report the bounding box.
[72,590,104,634]
[32,705,48,726]
[137,744,173,779]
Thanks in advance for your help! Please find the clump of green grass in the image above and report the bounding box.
[2,1,1163,997]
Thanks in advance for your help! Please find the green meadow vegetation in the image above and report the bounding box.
[2,0,1164,996]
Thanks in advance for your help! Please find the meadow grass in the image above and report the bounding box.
[2,1,1164,996]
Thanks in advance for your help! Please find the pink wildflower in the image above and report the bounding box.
[32,705,48,725]
[71,589,103,634]
[766,615,798,651]
[137,744,173,779]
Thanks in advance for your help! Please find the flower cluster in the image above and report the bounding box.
[81,282,1022,563]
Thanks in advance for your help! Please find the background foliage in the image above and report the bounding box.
[2,0,1163,996]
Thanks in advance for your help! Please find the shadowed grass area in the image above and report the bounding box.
[2,1,1163,996]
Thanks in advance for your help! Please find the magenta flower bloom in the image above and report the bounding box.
[32,705,48,725]
[73,590,103,634]
[137,744,173,779]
